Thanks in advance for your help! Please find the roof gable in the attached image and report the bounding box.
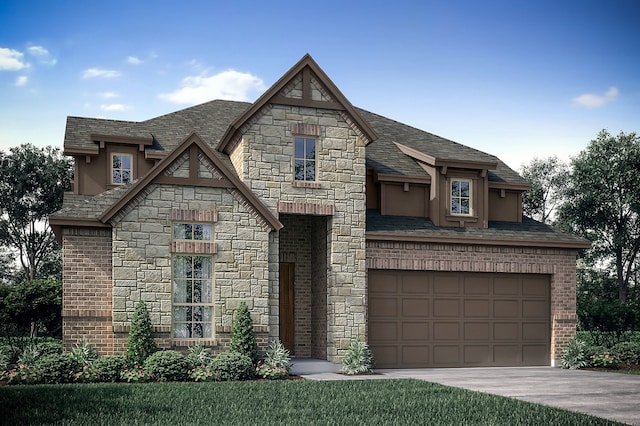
[99,133,282,231]
[217,54,377,153]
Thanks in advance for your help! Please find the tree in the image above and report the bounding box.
[126,301,157,364]
[520,156,569,224]
[230,301,259,364]
[0,278,62,337]
[559,130,640,302]
[0,144,72,281]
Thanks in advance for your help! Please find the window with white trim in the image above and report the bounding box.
[450,178,472,215]
[111,153,132,184]
[172,255,213,338]
[173,223,213,241]
[294,137,316,181]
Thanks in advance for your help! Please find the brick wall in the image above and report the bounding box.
[366,240,579,363]
[62,228,114,354]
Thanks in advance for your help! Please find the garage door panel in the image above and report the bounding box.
[433,322,459,340]
[494,322,519,340]
[465,300,490,317]
[434,299,459,317]
[523,300,549,318]
[369,272,399,293]
[402,322,429,340]
[402,298,429,317]
[369,271,550,368]
[494,300,518,317]
[465,322,490,340]
[464,345,491,364]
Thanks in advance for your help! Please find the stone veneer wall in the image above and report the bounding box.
[111,182,271,354]
[61,228,114,354]
[366,241,579,362]
[233,103,367,362]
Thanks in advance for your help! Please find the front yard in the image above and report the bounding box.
[0,379,619,425]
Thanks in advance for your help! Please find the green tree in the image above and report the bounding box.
[0,144,72,281]
[559,130,640,302]
[230,301,259,364]
[126,301,157,364]
[0,278,62,337]
[520,156,569,224]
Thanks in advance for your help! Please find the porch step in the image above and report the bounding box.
[290,358,342,375]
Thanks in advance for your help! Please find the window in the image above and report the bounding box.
[173,223,213,241]
[173,255,213,338]
[450,179,472,215]
[294,137,316,181]
[111,153,132,184]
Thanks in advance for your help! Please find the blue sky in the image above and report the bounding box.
[1,0,638,171]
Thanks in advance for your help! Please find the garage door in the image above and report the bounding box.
[368,270,550,368]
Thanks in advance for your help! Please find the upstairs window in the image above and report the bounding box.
[111,153,132,184]
[451,179,472,215]
[173,223,213,241]
[294,137,316,181]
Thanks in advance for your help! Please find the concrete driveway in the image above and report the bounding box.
[378,367,640,425]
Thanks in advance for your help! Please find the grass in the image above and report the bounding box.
[0,379,621,426]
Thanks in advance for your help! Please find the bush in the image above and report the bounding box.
[560,338,588,369]
[73,366,101,383]
[262,340,291,371]
[18,343,41,366]
[0,345,11,370]
[211,351,254,381]
[93,355,129,382]
[189,364,218,382]
[35,353,81,384]
[120,365,153,383]
[342,339,374,375]
[611,341,640,364]
[144,350,190,382]
[2,364,42,385]
[187,342,213,367]
[71,339,98,367]
[37,340,63,357]
[126,301,157,364]
[256,363,288,380]
[0,344,20,365]
[230,302,259,364]
[590,352,618,368]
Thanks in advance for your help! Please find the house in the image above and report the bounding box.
[50,54,590,368]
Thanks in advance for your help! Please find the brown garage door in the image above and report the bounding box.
[368,270,550,368]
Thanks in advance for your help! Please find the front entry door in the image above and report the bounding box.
[279,262,295,354]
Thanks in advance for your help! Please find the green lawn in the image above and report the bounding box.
[0,379,620,426]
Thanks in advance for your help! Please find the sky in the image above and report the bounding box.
[0,0,638,171]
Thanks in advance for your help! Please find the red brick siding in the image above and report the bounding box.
[366,241,578,361]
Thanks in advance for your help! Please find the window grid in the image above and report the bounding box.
[451,179,472,215]
[111,153,132,184]
[173,255,213,339]
[173,223,213,241]
[294,137,316,181]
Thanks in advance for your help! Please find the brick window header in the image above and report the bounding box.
[290,123,321,136]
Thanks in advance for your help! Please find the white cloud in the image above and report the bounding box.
[127,56,142,65]
[82,68,121,79]
[26,45,57,66]
[0,47,28,70]
[100,103,130,111]
[159,69,265,105]
[99,91,119,99]
[572,87,618,108]
[15,75,28,86]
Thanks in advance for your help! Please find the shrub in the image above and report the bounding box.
[189,364,218,382]
[35,353,81,384]
[37,340,63,357]
[611,341,640,364]
[71,339,98,367]
[230,302,259,364]
[93,355,129,382]
[262,340,291,371]
[0,344,20,365]
[256,363,288,380]
[560,338,588,369]
[342,339,374,375]
[0,346,10,371]
[211,351,254,381]
[120,365,153,383]
[590,352,618,368]
[126,301,157,364]
[18,344,41,366]
[144,350,190,382]
[187,342,213,367]
[73,365,101,383]
[2,364,42,385]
